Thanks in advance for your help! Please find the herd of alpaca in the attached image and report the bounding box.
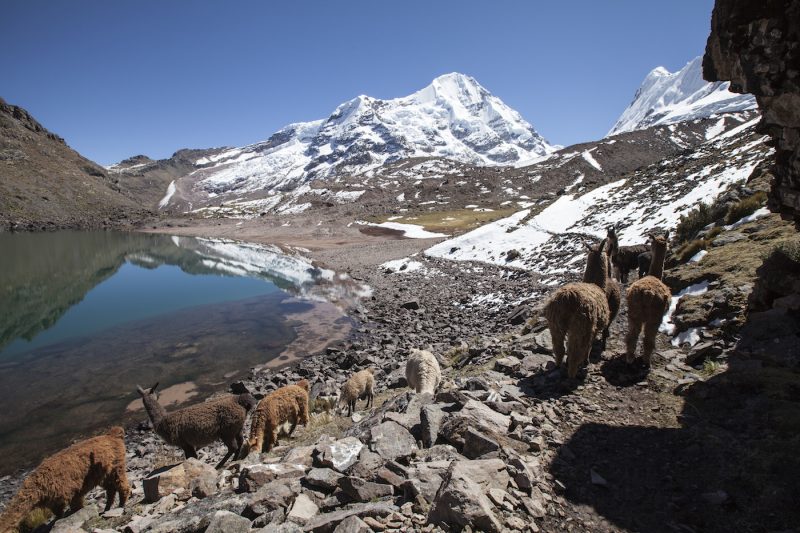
[0,226,668,533]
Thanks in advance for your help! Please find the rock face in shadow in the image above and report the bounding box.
[704,0,800,225]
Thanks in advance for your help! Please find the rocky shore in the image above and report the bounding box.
[2,204,799,532]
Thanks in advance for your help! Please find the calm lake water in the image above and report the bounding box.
[0,231,364,474]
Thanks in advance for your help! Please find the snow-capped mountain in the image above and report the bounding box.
[607,56,757,137]
[183,73,554,196]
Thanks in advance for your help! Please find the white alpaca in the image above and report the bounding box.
[406,349,441,394]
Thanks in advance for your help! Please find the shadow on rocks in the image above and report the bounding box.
[549,353,800,532]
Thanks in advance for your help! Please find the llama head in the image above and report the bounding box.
[648,232,670,249]
[136,383,160,398]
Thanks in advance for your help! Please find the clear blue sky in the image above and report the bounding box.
[2,0,715,165]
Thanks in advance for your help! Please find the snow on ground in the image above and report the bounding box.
[158,181,177,209]
[724,206,771,229]
[364,221,448,239]
[705,117,726,140]
[380,258,426,273]
[689,250,708,263]
[660,280,710,336]
[582,149,602,171]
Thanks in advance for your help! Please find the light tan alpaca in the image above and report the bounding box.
[625,231,672,366]
[339,369,375,416]
[583,238,621,348]
[543,241,611,378]
[248,380,310,453]
[0,427,130,533]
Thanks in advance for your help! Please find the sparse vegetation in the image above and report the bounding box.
[675,201,726,244]
[20,507,51,533]
[724,191,767,224]
[370,207,517,233]
[702,359,722,376]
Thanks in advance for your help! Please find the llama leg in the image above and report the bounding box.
[103,483,116,512]
[52,501,67,519]
[116,467,131,507]
[70,494,85,513]
[301,401,310,425]
[625,316,642,363]
[567,328,592,379]
[549,324,566,368]
[233,432,245,460]
[182,445,197,459]
[642,320,660,368]
[216,437,236,469]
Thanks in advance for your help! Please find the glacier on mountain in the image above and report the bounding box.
[190,73,554,196]
[607,56,757,136]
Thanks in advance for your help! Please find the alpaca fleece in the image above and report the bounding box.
[583,239,620,348]
[625,233,671,366]
[544,283,610,378]
[249,380,310,453]
[0,427,130,533]
[406,349,441,394]
[339,369,375,416]
[137,386,255,469]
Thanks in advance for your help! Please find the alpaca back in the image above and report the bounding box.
[158,396,247,449]
[341,369,374,402]
[544,282,610,334]
[406,349,441,394]
[248,384,308,449]
[0,428,129,531]
[627,276,671,322]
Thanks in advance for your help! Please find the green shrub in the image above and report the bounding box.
[724,191,767,224]
[675,201,726,244]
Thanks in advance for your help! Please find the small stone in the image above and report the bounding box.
[333,515,372,533]
[205,510,251,533]
[287,493,319,525]
[318,437,364,472]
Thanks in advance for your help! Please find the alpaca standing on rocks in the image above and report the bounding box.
[406,349,441,394]
[625,232,672,367]
[543,242,611,378]
[136,384,256,469]
[248,380,310,453]
[607,226,650,283]
[583,238,621,348]
[0,427,130,533]
[339,368,375,416]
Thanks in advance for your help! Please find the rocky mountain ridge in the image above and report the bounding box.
[0,98,150,231]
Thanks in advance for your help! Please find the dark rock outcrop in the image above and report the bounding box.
[704,0,800,225]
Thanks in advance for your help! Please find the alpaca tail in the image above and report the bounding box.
[0,484,39,533]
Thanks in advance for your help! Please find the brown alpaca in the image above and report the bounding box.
[544,243,611,378]
[248,380,310,453]
[339,369,375,416]
[136,384,256,469]
[625,232,672,367]
[607,226,650,283]
[582,238,621,348]
[0,427,130,533]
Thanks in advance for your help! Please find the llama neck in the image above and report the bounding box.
[583,253,608,289]
[140,393,167,428]
[648,243,667,280]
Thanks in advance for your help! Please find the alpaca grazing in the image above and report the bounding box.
[543,241,612,378]
[625,232,672,367]
[339,368,375,416]
[248,380,310,453]
[136,384,256,469]
[607,226,650,283]
[0,427,130,533]
[405,349,442,394]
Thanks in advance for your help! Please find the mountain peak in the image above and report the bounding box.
[608,56,757,136]
[168,74,554,198]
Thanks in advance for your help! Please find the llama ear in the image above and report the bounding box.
[583,241,592,251]
[664,230,670,241]
[136,385,146,396]
[149,382,159,394]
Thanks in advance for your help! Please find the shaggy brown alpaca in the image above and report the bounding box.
[625,231,672,367]
[248,380,310,453]
[137,384,256,469]
[582,238,621,348]
[339,368,375,416]
[544,242,611,378]
[607,226,650,283]
[0,427,130,533]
